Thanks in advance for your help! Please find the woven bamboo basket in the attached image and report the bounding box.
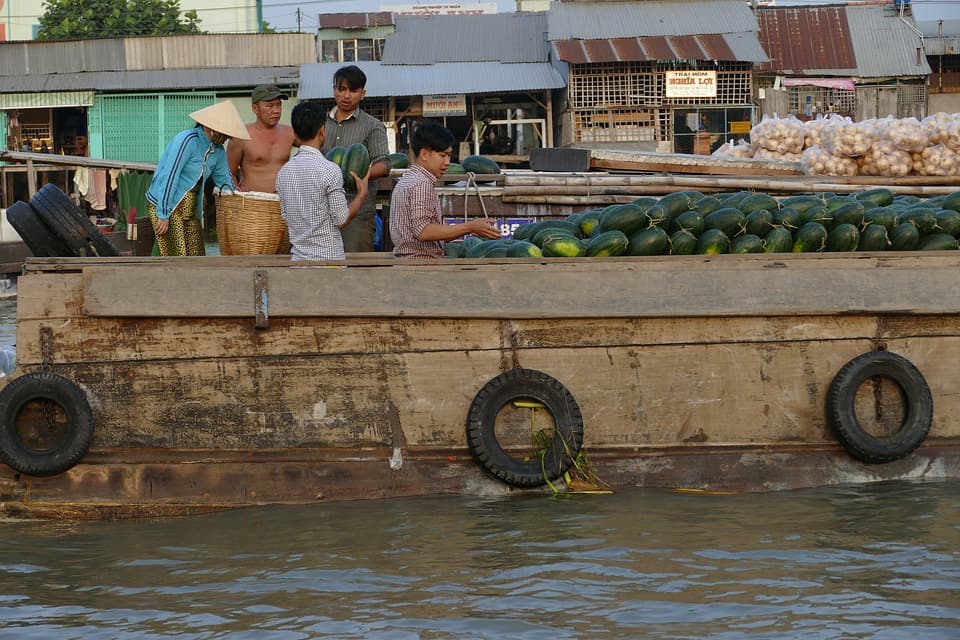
[215,191,290,255]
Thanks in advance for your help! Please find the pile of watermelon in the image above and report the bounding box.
[446,188,960,258]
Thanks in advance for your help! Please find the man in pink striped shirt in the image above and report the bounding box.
[390,121,499,258]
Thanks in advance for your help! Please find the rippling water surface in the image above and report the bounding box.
[0,481,957,639]
[0,296,956,638]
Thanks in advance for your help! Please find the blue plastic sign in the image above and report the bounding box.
[444,217,534,238]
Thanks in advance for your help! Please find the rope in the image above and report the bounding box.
[462,171,490,221]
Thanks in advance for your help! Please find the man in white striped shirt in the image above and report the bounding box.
[277,102,369,261]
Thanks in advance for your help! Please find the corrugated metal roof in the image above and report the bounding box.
[0,34,315,77]
[0,91,95,110]
[756,6,857,73]
[756,4,929,78]
[924,37,960,56]
[0,39,126,75]
[845,4,930,77]
[553,32,768,63]
[381,12,549,64]
[547,0,761,40]
[319,12,394,29]
[137,34,315,71]
[0,68,301,93]
[298,61,565,99]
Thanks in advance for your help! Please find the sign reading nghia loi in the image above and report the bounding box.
[665,70,717,98]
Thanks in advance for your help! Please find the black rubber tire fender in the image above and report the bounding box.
[31,183,119,257]
[0,371,94,476]
[4,200,74,257]
[466,368,584,487]
[826,350,933,464]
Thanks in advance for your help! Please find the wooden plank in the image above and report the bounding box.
[29,335,960,452]
[81,256,960,318]
[589,148,803,176]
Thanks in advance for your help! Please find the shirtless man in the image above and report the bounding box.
[227,84,296,193]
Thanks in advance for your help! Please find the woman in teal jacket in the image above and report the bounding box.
[146,101,250,256]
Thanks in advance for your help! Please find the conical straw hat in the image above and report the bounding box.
[189,101,251,140]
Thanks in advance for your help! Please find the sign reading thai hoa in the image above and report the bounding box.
[665,70,718,99]
[423,94,467,117]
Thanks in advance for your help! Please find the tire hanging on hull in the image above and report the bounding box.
[826,350,932,463]
[466,368,584,487]
[0,372,94,476]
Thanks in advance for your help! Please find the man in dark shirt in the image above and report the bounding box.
[320,65,390,253]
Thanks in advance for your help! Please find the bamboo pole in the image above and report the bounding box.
[501,173,960,197]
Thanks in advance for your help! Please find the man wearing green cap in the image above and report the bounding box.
[227,84,296,194]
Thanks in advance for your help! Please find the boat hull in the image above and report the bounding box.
[1,253,958,518]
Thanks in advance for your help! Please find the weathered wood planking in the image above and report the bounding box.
[588,148,803,176]
[80,255,960,318]
[37,333,960,453]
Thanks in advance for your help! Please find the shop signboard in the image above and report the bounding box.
[665,70,718,99]
[384,2,497,15]
[423,94,467,117]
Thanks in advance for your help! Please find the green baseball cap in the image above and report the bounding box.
[251,84,289,103]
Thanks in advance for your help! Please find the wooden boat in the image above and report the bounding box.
[0,251,957,520]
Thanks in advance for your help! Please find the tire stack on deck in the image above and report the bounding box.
[446,188,960,258]
[6,184,119,258]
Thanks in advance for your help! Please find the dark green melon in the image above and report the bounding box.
[627,226,670,256]
[918,232,959,250]
[938,190,960,213]
[541,235,586,257]
[744,209,775,238]
[936,209,960,237]
[703,208,746,238]
[793,222,827,252]
[731,234,764,254]
[444,241,463,258]
[825,195,857,212]
[826,223,860,252]
[631,196,659,212]
[695,228,730,255]
[388,152,410,169]
[857,223,890,251]
[889,222,920,251]
[505,240,543,257]
[586,230,630,257]
[738,193,780,214]
[654,192,696,218]
[669,210,704,236]
[831,202,865,228]
[774,206,802,230]
[855,188,894,208]
[596,203,648,237]
[898,208,939,235]
[532,227,578,248]
[694,195,724,216]
[863,207,899,231]
[325,145,347,166]
[779,195,824,214]
[342,143,370,191]
[763,226,793,253]
[670,230,698,255]
[461,155,501,174]
[464,239,491,258]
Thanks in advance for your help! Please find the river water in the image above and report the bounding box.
[0,299,957,639]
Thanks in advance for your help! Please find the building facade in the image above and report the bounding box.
[548,0,768,153]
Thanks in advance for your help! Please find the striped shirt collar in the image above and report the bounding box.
[328,106,357,122]
[406,162,437,184]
